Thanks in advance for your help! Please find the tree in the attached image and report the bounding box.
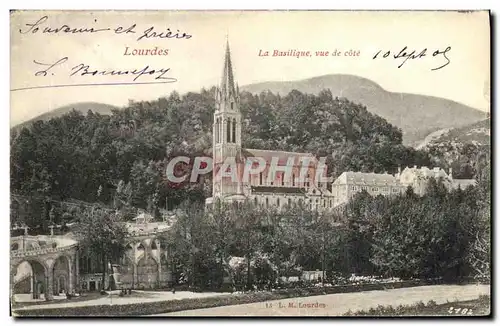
[75,206,127,291]
[231,200,264,290]
[466,162,491,281]
[206,199,235,288]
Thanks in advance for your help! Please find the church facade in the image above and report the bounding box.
[205,41,336,212]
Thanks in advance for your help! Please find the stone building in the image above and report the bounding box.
[331,171,405,207]
[332,166,477,206]
[398,166,477,196]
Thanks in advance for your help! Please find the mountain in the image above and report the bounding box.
[12,102,120,131]
[241,74,486,146]
[416,119,491,149]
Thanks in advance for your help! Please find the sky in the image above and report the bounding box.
[10,10,490,126]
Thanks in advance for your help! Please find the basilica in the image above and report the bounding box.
[205,41,336,212]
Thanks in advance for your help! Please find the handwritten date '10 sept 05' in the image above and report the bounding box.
[373,46,452,71]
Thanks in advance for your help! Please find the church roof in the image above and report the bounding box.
[243,148,316,166]
[335,171,400,185]
[251,186,306,194]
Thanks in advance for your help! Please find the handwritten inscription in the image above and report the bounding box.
[373,46,452,71]
[33,57,176,82]
[19,16,192,42]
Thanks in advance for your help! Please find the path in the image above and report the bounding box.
[155,284,490,316]
[13,290,229,311]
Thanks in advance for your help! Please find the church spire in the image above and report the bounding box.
[220,38,237,101]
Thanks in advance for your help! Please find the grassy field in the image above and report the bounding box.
[343,295,491,317]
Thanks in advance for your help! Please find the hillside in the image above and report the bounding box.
[12,102,120,131]
[241,74,486,146]
[417,119,491,149]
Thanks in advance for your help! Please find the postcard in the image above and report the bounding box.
[10,10,491,317]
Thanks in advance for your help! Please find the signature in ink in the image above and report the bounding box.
[10,57,178,91]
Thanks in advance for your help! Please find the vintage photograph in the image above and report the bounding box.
[9,10,491,317]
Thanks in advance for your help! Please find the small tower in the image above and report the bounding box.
[212,39,243,200]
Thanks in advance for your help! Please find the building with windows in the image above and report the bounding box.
[331,171,405,207]
[332,166,477,207]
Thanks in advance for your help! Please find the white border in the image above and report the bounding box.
[2,1,497,325]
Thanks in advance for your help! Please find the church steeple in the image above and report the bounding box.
[220,39,237,100]
[212,38,243,198]
[216,39,239,111]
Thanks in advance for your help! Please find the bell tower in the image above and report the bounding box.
[212,39,243,199]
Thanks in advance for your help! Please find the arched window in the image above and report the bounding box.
[260,172,263,185]
[226,119,231,142]
[215,118,220,143]
[292,173,296,186]
[231,102,234,110]
[276,198,280,207]
[219,120,223,144]
[232,118,236,143]
[281,173,285,186]
[254,197,258,206]
[265,197,269,207]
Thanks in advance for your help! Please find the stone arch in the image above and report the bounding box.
[52,254,72,295]
[11,258,50,301]
[136,254,159,289]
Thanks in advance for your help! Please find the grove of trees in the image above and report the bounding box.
[9,88,491,288]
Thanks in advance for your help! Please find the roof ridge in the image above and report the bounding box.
[244,148,314,156]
